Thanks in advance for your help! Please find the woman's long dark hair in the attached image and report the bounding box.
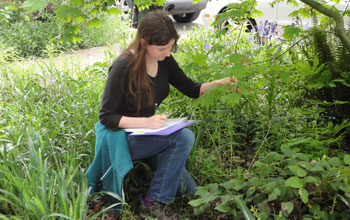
[122,10,179,113]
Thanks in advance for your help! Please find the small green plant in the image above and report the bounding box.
[189,146,350,219]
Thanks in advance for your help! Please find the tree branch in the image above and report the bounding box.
[299,0,350,52]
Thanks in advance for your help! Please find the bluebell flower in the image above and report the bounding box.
[203,43,210,51]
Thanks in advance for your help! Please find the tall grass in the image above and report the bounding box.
[0,51,111,218]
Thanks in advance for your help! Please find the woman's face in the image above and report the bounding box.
[146,39,175,61]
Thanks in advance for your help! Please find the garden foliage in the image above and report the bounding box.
[1,1,350,220]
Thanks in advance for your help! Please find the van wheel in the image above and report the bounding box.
[114,0,138,27]
[172,11,201,23]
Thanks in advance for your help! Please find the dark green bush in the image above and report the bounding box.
[0,20,75,58]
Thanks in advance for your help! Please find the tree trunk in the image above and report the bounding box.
[300,0,350,52]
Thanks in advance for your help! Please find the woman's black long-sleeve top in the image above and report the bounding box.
[99,53,202,130]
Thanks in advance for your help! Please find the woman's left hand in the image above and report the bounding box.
[215,76,237,86]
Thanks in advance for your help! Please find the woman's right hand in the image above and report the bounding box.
[147,114,168,129]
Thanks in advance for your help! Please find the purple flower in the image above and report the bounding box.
[203,43,210,51]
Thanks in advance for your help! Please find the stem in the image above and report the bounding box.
[247,125,271,172]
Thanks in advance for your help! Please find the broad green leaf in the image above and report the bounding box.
[329,157,342,167]
[192,53,207,66]
[55,5,82,18]
[71,0,83,7]
[215,203,229,212]
[246,187,256,198]
[228,53,241,63]
[88,18,103,28]
[23,0,46,12]
[108,7,122,16]
[282,25,302,41]
[345,155,350,165]
[259,164,273,177]
[188,198,204,207]
[288,165,307,177]
[215,197,231,213]
[268,192,278,201]
[249,177,262,186]
[221,179,245,191]
[299,188,309,204]
[280,72,292,83]
[285,177,304,188]
[281,144,296,157]
[304,176,318,183]
[221,92,240,105]
[229,64,246,79]
[265,152,283,164]
[281,202,294,215]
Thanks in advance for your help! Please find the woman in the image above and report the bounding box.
[99,10,236,220]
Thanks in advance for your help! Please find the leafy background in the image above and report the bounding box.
[1,0,350,219]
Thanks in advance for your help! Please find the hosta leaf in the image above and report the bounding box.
[288,165,307,177]
[285,177,304,188]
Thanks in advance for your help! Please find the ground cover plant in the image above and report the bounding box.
[1,5,350,220]
[0,1,129,59]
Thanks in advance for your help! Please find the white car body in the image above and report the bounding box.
[202,0,350,28]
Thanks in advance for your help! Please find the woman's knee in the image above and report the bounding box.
[175,128,195,150]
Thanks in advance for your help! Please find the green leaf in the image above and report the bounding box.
[282,25,302,41]
[264,152,283,164]
[304,176,318,183]
[55,5,82,19]
[87,18,103,28]
[299,188,309,204]
[108,7,122,16]
[249,177,262,186]
[23,0,46,13]
[192,53,207,66]
[280,72,292,83]
[188,198,204,207]
[288,165,307,177]
[344,155,350,165]
[71,0,83,7]
[220,92,240,105]
[232,196,255,220]
[246,187,256,198]
[285,177,304,188]
[281,202,294,215]
[281,144,296,157]
[328,157,342,167]
[268,192,278,201]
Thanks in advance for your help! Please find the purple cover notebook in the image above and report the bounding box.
[129,120,198,136]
